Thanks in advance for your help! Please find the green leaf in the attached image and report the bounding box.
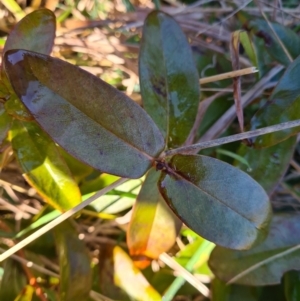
[4,50,165,178]
[248,19,300,66]
[250,54,300,148]
[158,154,271,250]
[235,136,296,194]
[0,103,12,144]
[127,168,181,268]
[209,214,300,286]
[58,147,93,183]
[239,31,258,69]
[54,221,92,301]
[113,246,161,301]
[14,285,34,301]
[3,8,56,57]
[211,278,261,301]
[139,11,200,148]
[4,94,33,121]
[0,259,27,301]
[1,8,56,123]
[284,270,300,301]
[89,178,142,214]
[97,245,131,300]
[11,119,81,211]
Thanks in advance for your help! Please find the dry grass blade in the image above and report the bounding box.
[230,31,244,132]
[227,244,300,284]
[159,252,209,297]
[0,178,128,262]
[199,67,258,85]
[199,65,284,142]
[165,119,300,156]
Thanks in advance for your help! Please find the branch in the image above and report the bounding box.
[165,119,300,156]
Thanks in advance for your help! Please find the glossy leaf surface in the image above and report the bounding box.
[158,154,271,250]
[235,136,296,194]
[11,119,81,211]
[3,8,55,57]
[4,50,165,178]
[54,221,92,301]
[209,214,300,286]
[139,11,200,148]
[113,246,161,301]
[127,168,181,268]
[250,54,300,148]
[248,19,300,65]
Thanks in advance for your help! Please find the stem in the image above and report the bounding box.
[0,177,128,262]
[163,240,213,300]
[199,67,258,85]
[159,253,209,298]
[153,0,160,10]
[165,119,300,156]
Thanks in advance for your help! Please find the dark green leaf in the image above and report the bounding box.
[4,50,165,178]
[4,94,33,121]
[58,147,93,183]
[127,168,181,268]
[139,11,200,148]
[235,137,296,194]
[11,119,81,211]
[54,221,92,301]
[209,214,300,286]
[248,19,300,66]
[3,8,56,57]
[284,270,300,301]
[0,259,27,301]
[250,54,300,148]
[1,8,56,124]
[158,154,271,250]
[0,103,12,144]
[211,278,261,301]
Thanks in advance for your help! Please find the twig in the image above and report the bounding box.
[0,247,59,277]
[165,119,300,156]
[0,178,128,262]
[185,90,229,145]
[159,252,209,297]
[227,244,300,284]
[196,0,253,36]
[199,67,258,85]
[199,65,284,141]
[163,241,213,300]
[256,2,293,63]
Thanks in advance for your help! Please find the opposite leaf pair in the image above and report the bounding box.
[3,11,271,250]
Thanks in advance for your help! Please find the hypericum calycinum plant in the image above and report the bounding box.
[6,7,300,262]
[0,9,273,254]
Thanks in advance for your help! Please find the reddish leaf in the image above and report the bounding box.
[113,246,161,301]
[4,50,165,178]
[127,168,181,268]
[3,8,55,57]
